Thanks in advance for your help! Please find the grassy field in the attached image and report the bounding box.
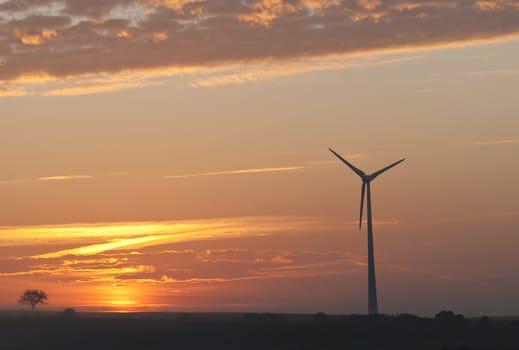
[1,311,518,350]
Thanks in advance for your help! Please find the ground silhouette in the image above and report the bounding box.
[1,310,518,350]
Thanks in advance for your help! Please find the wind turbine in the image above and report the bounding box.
[329,148,404,315]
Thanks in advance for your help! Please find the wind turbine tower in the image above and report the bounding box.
[329,148,404,315]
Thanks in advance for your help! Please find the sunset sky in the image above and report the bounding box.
[1,0,519,316]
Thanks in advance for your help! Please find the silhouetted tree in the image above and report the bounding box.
[18,289,47,311]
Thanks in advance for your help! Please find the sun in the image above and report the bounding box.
[106,299,138,313]
[107,299,137,306]
[99,285,142,312]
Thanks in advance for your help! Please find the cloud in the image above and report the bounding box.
[165,154,370,179]
[468,139,519,146]
[31,235,173,258]
[466,69,519,76]
[0,215,366,297]
[190,54,425,87]
[0,86,28,97]
[38,175,94,181]
[0,216,335,249]
[42,79,160,96]
[165,166,305,179]
[1,0,519,94]
[0,172,129,185]
[14,247,360,286]
[0,174,94,184]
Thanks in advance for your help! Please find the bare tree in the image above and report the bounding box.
[19,289,48,311]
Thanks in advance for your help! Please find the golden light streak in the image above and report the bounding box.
[32,236,171,259]
[29,221,314,258]
[0,87,29,97]
[189,54,426,88]
[0,265,154,278]
[165,166,305,179]
[0,174,94,184]
[43,81,161,96]
[39,175,94,181]
[0,221,217,246]
[1,65,199,97]
[0,216,397,249]
[0,172,128,185]
[0,217,340,261]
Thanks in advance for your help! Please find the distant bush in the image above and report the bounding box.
[477,316,491,326]
[243,313,285,322]
[393,313,422,323]
[261,313,285,322]
[313,312,331,322]
[244,313,260,321]
[435,310,466,323]
[62,308,79,319]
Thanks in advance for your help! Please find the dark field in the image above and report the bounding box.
[1,311,519,350]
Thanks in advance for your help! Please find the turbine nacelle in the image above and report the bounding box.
[328,148,405,230]
[362,175,375,183]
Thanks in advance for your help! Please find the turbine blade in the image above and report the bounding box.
[359,182,366,230]
[370,158,405,180]
[329,148,365,178]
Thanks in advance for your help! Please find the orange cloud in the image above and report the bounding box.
[475,0,506,11]
[13,28,58,46]
[357,0,382,10]
[237,0,298,27]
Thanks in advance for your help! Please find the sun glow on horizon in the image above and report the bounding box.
[0,216,375,312]
[1,6,518,316]
[94,284,143,312]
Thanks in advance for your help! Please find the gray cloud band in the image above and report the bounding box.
[1,0,519,83]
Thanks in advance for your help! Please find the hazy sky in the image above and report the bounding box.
[1,0,518,316]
